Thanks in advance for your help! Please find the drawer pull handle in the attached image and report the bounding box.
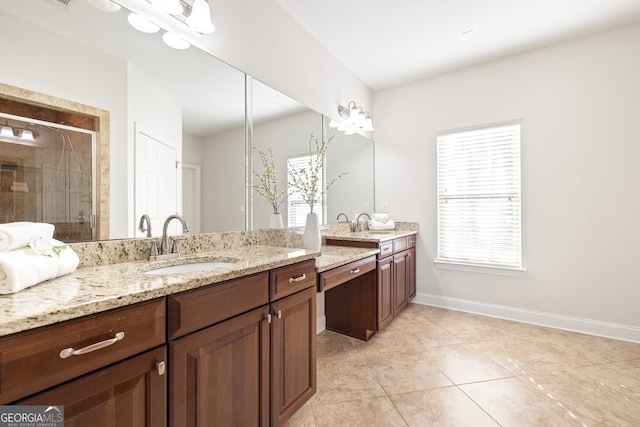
[383,247,391,252]
[288,273,306,283]
[156,361,166,376]
[59,332,125,359]
[349,268,360,274]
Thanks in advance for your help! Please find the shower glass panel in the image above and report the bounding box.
[0,112,96,242]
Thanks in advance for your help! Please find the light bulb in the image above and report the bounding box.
[187,0,215,34]
[149,0,183,14]
[162,32,190,50]
[128,13,160,33]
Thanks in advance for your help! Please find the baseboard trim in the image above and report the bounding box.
[316,314,326,335]
[414,292,640,343]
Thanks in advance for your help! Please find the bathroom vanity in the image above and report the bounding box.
[0,224,417,426]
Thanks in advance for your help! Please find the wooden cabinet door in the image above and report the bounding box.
[271,286,316,427]
[18,346,167,427]
[169,305,270,427]
[377,256,394,331]
[393,252,409,315]
[408,247,416,300]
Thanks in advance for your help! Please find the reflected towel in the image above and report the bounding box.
[371,213,389,222]
[0,222,54,252]
[368,219,396,231]
[0,238,79,294]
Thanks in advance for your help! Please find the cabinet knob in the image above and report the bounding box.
[276,310,282,319]
[156,361,166,376]
[265,313,272,323]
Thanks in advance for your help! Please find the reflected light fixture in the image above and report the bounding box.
[149,0,183,14]
[85,0,121,12]
[128,12,160,33]
[187,0,215,34]
[0,121,39,145]
[162,31,190,49]
[336,101,373,134]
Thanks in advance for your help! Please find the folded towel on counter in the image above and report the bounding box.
[0,238,79,294]
[0,222,54,252]
[371,212,389,222]
[368,219,396,231]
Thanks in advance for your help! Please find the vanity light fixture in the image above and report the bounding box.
[186,0,215,34]
[162,31,190,49]
[127,12,160,33]
[149,0,183,15]
[85,0,121,12]
[335,101,374,134]
[0,121,39,145]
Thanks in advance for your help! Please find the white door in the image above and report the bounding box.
[182,163,201,234]
[134,128,178,237]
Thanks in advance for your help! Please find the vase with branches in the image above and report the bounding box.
[288,132,348,250]
[253,147,287,227]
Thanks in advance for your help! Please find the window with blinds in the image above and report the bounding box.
[287,154,323,227]
[436,121,522,268]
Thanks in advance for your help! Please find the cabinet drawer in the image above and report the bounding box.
[318,256,376,292]
[379,241,393,258]
[0,298,165,404]
[270,260,316,301]
[393,237,408,253]
[167,272,269,340]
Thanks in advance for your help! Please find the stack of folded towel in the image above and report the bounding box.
[0,222,79,294]
[368,213,396,231]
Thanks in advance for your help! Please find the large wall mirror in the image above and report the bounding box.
[0,0,374,241]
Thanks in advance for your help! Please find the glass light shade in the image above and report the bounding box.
[149,0,183,14]
[348,102,359,122]
[18,129,35,140]
[127,13,160,33]
[344,127,356,135]
[85,0,121,12]
[162,32,190,50]
[362,117,374,132]
[328,119,340,128]
[357,109,366,127]
[187,0,215,34]
[0,125,13,137]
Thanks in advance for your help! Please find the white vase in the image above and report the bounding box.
[269,213,283,228]
[303,213,321,251]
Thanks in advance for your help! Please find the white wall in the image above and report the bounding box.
[0,11,129,238]
[374,22,640,340]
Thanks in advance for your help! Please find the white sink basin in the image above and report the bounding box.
[143,261,234,275]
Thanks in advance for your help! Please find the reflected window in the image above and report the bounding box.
[287,154,323,227]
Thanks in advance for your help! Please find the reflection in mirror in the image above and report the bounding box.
[324,117,375,224]
[250,79,322,229]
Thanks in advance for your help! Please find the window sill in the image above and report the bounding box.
[433,259,527,277]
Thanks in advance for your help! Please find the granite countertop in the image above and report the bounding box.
[322,229,417,243]
[315,245,379,273]
[0,245,318,337]
[0,226,418,338]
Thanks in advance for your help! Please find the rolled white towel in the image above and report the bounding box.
[368,219,396,231]
[0,222,54,252]
[0,238,79,294]
[371,213,389,222]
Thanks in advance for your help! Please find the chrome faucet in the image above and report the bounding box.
[138,214,152,238]
[160,214,190,256]
[336,212,349,223]
[352,212,371,232]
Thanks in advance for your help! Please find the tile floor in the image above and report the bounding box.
[284,303,640,427]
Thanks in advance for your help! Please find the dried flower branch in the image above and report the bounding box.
[253,147,287,214]
[287,133,349,214]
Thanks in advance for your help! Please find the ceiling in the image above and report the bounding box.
[275,0,640,91]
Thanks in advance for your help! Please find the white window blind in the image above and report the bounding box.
[287,154,323,227]
[437,122,521,268]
